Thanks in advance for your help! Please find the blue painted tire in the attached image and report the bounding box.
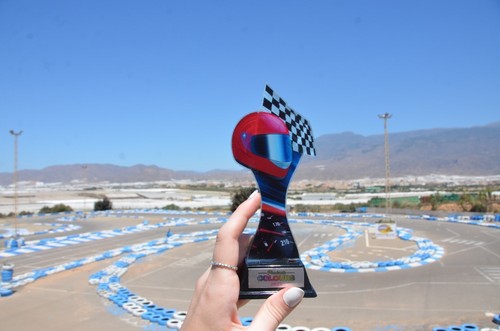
[157,316,170,326]
[1,269,13,282]
[240,317,253,326]
[0,287,13,297]
[141,311,154,321]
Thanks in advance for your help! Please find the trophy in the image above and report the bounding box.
[232,85,317,299]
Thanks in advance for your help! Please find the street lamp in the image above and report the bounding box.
[377,114,392,216]
[82,164,88,216]
[10,130,23,236]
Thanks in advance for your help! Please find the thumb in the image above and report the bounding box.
[249,287,304,331]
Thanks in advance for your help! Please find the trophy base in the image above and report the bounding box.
[238,258,317,299]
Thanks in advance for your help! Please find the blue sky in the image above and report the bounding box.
[1,0,499,173]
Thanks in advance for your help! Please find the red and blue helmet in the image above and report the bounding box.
[232,112,292,179]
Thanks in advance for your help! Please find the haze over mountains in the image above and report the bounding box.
[1,122,499,185]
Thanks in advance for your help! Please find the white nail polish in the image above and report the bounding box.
[283,287,304,308]
[247,190,259,200]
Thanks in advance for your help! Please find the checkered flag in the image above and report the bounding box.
[262,85,316,156]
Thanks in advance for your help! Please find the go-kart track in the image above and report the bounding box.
[0,210,499,331]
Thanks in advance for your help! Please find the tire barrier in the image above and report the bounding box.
[300,221,444,273]
[2,210,497,329]
[18,208,499,228]
[86,226,366,331]
[295,210,500,230]
[4,237,22,249]
[18,211,75,219]
[462,324,480,330]
[0,263,14,297]
[433,325,481,331]
[1,263,14,282]
[84,217,454,330]
[493,313,500,325]
[408,214,500,230]
[0,220,186,259]
[0,223,81,240]
[88,230,219,330]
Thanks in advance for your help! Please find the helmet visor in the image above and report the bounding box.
[250,134,292,169]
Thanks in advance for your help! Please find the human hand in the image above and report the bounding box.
[181,191,304,331]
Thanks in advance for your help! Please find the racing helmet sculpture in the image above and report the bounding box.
[232,112,292,179]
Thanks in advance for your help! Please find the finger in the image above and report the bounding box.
[249,287,304,331]
[237,233,253,264]
[212,191,260,268]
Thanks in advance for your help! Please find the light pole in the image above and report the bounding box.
[10,130,23,235]
[82,165,88,216]
[378,113,392,216]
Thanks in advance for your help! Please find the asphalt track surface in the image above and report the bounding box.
[0,211,499,331]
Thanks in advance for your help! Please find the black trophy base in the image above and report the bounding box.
[238,258,317,299]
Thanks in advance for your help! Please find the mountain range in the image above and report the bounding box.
[1,122,499,185]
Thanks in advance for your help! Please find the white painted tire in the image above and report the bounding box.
[123,302,139,312]
[173,310,188,321]
[132,308,147,317]
[167,319,183,329]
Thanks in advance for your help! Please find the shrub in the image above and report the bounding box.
[19,211,34,216]
[39,203,73,214]
[469,203,487,213]
[162,204,181,210]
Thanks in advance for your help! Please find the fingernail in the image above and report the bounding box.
[247,190,259,200]
[283,287,304,308]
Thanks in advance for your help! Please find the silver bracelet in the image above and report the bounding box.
[211,260,238,271]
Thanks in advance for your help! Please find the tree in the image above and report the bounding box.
[429,193,444,211]
[230,187,257,212]
[459,192,472,212]
[94,197,113,211]
[477,188,494,212]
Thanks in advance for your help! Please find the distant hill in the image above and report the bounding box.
[296,121,500,180]
[0,164,250,186]
[0,122,499,185]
